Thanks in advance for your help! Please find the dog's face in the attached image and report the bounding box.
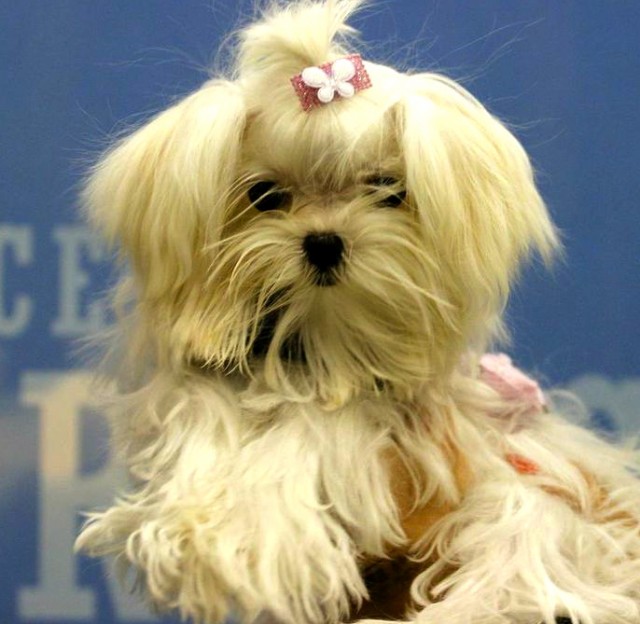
[85,2,557,405]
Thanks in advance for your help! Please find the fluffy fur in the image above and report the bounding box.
[75,2,640,624]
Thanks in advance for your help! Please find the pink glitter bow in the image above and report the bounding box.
[479,353,546,417]
[291,54,372,111]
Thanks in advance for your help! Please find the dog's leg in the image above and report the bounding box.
[399,473,640,624]
[77,375,392,624]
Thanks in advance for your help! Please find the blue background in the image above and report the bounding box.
[1,2,639,623]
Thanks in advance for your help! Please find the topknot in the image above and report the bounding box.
[236,0,366,80]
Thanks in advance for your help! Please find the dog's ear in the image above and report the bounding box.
[83,81,246,300]
[400,74,559,342]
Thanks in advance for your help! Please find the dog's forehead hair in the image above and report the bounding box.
[243,97,401,192]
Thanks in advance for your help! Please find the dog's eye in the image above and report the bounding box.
[248,181,291,212]
[366,176,407,208]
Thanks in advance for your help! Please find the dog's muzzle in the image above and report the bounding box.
[303,231,344,285]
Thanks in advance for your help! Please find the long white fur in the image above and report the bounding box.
[75,2,640,624]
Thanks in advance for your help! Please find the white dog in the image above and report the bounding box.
[76,2,640,623]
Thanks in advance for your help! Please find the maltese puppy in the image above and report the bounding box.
[76,2,640,623]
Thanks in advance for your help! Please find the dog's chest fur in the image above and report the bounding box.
[237,389,471,621]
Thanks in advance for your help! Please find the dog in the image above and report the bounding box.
[75,2,640,623]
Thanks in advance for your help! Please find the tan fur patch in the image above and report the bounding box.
[350,444,470,620]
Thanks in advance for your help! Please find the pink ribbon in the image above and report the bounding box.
[479,353,546,417]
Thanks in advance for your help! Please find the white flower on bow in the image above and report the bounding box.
[301,58,356,104]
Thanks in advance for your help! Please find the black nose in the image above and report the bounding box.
[303,232,344,273]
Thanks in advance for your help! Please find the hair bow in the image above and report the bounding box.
[291,54,372,111]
